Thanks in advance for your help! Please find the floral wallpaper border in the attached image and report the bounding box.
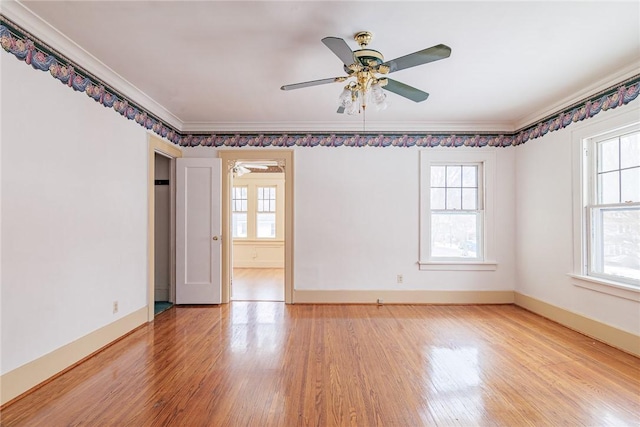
[1,17,639,148]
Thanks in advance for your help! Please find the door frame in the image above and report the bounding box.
[218,150,294,304]
[147,135,182,321]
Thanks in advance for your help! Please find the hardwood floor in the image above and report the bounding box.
[2,304,638,426]
[232,268,284,301]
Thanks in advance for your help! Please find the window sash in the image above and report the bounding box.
[232,212,247,238]
[585,128,640,287]
[232,186,248,213]
[257,186,276,213]
[430,211,484,261]
[586,204,640,286]
[429,162,484,261]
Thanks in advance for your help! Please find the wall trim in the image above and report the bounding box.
[0,307,147,407]
[514,292,640,357]
[293,289,514,304]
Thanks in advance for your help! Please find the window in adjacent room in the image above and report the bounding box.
[419,150,497,270]
[256,186,276,238]
[586,129,640,286]
[232,186,248,238]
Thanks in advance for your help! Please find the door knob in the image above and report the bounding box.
[212,236,219,241]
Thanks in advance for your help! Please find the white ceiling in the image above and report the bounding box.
[7,1,640,133]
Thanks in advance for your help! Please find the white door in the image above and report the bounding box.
[176,158,222,304]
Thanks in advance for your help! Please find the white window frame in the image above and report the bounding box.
[569,106,640,302]
[419,150,497,271]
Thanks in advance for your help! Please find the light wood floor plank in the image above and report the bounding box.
[1,303,638,426]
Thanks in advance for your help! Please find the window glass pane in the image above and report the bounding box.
[462,166,477,187]
[462,188,478,210]
[232,213,247,238]
[446,188,462,209]
[257,213,276,238]
[431,166,446,187]
[598,171,620,204]
[598,139,619,172]
[258,200,264,212]
[258,187,263,199]
[431,188,446,210]
[591,207,640,281]
[232,187,247,212]
[620,133,640,169]
[431,213,478,258]
[621,168,640,203]
[446,166,461,187]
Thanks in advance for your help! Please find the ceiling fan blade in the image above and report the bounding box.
[281,76,345,91]
[382,44,451,74]
[337,106,345,114]
[383,78,429,102]
[321,37,355,67]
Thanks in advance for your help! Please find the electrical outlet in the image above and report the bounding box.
[377,298,384,305]
[397,274,403,284]
[113,301,119,314]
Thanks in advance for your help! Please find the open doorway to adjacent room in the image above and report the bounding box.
[230,161,285,301]
[218,150,293,304]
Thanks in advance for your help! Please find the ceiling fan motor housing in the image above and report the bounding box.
[344,49,385,74]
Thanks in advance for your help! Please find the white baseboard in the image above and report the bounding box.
[293,289,515,304]
[0,307,147,406]
[514,292,640,357]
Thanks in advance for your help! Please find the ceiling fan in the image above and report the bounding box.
[281,31,451,115]
[233,161,277,176]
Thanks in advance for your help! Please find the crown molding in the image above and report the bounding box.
[1,0,184,130]
[181,120,516,134]
[513,62,640,131]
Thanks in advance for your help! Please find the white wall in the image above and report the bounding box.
[184,146,516,293]
[515,104,640,335]
[293,147,516,291]
[1,54,149,374]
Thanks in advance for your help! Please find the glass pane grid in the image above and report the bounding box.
[596,131,640,204]
[232,186,247,213]
[257,186,276,212]
[431,165,478,211]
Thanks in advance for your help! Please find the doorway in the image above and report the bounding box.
[154,153,173,313]
[147,135,182,321]
[218,150,294,304]
[230,163,285,301]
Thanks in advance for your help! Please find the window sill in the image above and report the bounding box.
[568,274,640,302]
[418,261,498,271]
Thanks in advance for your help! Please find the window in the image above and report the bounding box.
[586,129,640,285]
[256,186,276,238]
[430,164,482,259]
[232,186,247,238]
[419,150,496,270]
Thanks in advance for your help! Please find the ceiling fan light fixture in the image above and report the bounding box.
[282,31,451,116]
